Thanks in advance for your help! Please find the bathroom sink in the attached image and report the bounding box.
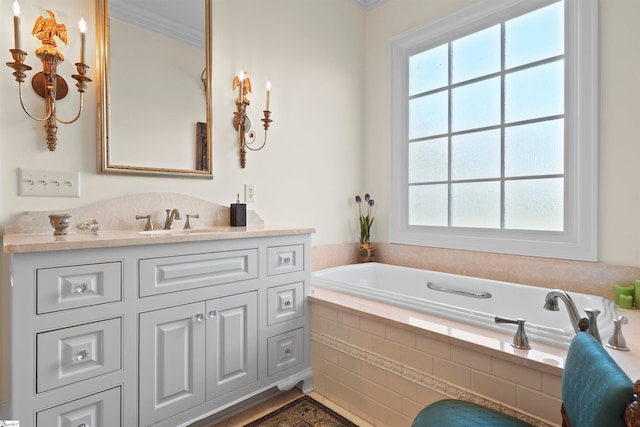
[139,227,223,235]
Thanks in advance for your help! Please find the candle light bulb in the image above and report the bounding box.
[237,70,245,105]
[79,17,87,64]
[12,0,21,50]
[265,80,271,111]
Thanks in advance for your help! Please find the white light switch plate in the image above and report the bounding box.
[18,168,81,197]
[244,184,256,203]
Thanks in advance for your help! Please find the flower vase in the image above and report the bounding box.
[359,243,375,263]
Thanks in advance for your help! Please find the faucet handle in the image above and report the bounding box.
[184,214,200,230]
[136,214,154,231]
[495,316,531,350]
[606,316,630,351]
[583,308,602,344]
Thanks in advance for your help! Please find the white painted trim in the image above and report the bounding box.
[351,0,389,11]
[390,0,599,261]
[109,2,205,50]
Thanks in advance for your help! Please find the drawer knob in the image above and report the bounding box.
[74,350,90,362]
[284,348,291,357]
[75,283,89,293]
[78,424,90,427]
[195,313,204,322]
[208,310,217,318]
[281,256,291,265]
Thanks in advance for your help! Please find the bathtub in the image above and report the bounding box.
[311,262,616,348]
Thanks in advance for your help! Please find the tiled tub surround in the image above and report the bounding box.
[310,288,640,426]
[309,243,640,426]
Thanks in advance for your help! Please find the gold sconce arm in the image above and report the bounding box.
[232,70,272,168]
[6,48,31,82]
[6,7,91,151]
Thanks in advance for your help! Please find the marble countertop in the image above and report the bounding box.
[310,286,640,380]
[2,193,315,253]
[3,225,316,254]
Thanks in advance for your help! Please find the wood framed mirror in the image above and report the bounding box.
[97,0,213,178]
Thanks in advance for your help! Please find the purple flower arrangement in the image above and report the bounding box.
[355,193,374,246]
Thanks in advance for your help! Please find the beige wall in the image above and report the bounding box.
[2,0,639,293]
[0,0,365,245]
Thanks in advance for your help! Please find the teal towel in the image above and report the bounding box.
[562,332,633,427]
[412,399,531,426]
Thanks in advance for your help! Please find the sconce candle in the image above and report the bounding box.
[266,80,271,111]
[13,0,21,50]
[79,18,87,64]
[238,70,245,104]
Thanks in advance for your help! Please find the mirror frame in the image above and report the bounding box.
[96,0,213,178]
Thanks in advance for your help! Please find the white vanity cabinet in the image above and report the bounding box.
[139,292,258,426]
[3,230,313,427]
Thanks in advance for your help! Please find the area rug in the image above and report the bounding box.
[243,395,359,427]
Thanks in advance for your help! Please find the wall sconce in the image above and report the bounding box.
[232,69,272,168]
[6,2,91,151]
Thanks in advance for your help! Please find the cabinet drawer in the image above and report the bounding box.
[36,386,121,426]
[37,318,122,393]
[36,262,122,314]
[267,328,304,376]
[267,282,304,326]
[267,245,304,276]
[139,249,258,297]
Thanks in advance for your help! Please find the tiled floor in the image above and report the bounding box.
[206,389,373,427]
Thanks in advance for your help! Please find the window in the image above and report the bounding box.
[390,0,599,261]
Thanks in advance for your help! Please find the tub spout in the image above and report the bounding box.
[543,290,586,334]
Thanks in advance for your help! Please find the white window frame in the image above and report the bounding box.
[390,0,599,262]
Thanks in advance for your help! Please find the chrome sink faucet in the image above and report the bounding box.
[543,289,599,341]
[164,208,181,229]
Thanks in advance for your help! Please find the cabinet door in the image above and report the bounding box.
[206,292,258,400]
[139,302,206,427]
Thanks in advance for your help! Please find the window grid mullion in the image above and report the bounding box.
[447,41,453,227]
[408,54,564,101]
[405,1,568,231]
[500,22,506,230]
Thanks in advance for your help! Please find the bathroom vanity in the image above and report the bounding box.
[2,197,314,427]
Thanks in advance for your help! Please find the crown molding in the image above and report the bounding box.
[109,1,205,50]
[351,0,389,10]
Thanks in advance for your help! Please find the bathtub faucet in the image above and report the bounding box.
[543,290,591,335]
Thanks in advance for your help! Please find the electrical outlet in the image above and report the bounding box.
[18,168,80,197]
[244,184,256,203]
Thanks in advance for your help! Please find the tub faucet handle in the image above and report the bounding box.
[606,316,629,351]
[583,308,602,344]
[495,316,531,350]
